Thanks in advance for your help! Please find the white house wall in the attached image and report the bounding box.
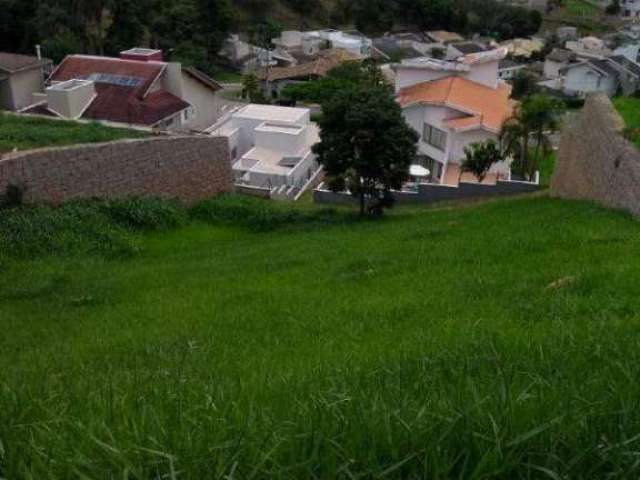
[563,66,617,96]
[180,73,224,130]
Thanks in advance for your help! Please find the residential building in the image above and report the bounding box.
[425,31,465,45]
[0,52,51,111]
[220,34,297,74]
[272,29,373,59]
[446,42,489,60]
[556,26,579,42]
[543,48,576,79]
[499,38,545,59]
[621,0,640,17]
[499,59,526,80]
[559,57,632,97]
[208,104,320,199]
[566,36,612,58]
[22,49,223,131]
[258,49,359,100]
[393,48,516,185]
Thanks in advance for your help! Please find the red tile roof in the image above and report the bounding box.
[397,77,515,132]
[46,55,189,125]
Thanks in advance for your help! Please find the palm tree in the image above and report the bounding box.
[500,94,565,181]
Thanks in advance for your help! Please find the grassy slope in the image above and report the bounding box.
[613,96,640,148]
[2,195,640,478]
[0,113,148,152]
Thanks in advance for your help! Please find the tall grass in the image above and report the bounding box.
[2,195,640,478]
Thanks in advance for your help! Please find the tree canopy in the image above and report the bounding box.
[313,76,418,216]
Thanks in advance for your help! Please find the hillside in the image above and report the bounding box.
[2,194,640,478]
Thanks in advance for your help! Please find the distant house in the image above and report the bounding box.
[0,52,51,111]
[556,26,578,43]
[565,36,611,58]
[499,38,545,59]
[425,31,465,45]
[221,34,298,74]
[544,48,575,79]
[257,49,360,100]
[621,0,640,17]
[272,29,373,59]
[560,59,618,97]
[446,42,489,60]
[22,49,223,131]
[498,59,526,80]
[208,104,321,199]
[393,48,515,184]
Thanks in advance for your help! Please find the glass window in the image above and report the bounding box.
[423,123,447,151]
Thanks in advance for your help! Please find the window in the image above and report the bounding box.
[423,123,447,151]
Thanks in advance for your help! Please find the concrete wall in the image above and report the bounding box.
[2,69,45,111]
[180,73,223,131]
[314,178,538,205]
[0,135,232,204]
[551,93,640,216]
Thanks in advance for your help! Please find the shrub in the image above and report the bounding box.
[100,197,187,231]
[0,182,25,209]
[190,194,342,231]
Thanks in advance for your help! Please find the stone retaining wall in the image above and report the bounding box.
[551,93,640,216]
[0,135,232,204]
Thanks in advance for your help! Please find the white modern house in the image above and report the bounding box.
[272,29,373,58]
[393,48,516,185]
[208,104,321,200]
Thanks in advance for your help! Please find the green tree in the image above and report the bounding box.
[461,140,503,183]
[511,70,537,100]
[283,60,388,105]
[313,83,419,216]
[501,94,565,180]
[241,74,267,103]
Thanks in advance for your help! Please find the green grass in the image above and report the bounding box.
[613,96,640,148]
[0,113,148,152]
[2,194,640,478]
[209,65,244,83]
[564,0,601,16]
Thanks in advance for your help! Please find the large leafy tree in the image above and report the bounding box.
[313,80,418,216]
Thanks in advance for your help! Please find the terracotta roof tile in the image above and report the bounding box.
[45,55,189,126]
[397,77,514,132]
[259,49,359,82]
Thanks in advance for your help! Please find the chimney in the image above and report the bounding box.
[119,48,163,62]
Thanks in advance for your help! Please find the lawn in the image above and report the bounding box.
[2,195,640,478]
[613,96,640,148]
[0,113,148,152]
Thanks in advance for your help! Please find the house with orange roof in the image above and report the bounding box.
[392,48,516,185]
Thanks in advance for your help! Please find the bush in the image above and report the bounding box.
[0,183,25,209]
[190,194,342,231]
[0,203,138,260]
[0,198,188,260]
[100,197,187,231]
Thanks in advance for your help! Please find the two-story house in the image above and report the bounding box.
[22,49,223,131]
[393,48,515,184]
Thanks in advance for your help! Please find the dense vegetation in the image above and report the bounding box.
[0,113,148,152]
[1,0,541,70]
[614,96,640,148]
[2,194,640,478]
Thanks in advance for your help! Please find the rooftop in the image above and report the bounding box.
[235,104,310,124]
[259,49,359,82]
[0,52,51,73]
[397,77,515,132]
